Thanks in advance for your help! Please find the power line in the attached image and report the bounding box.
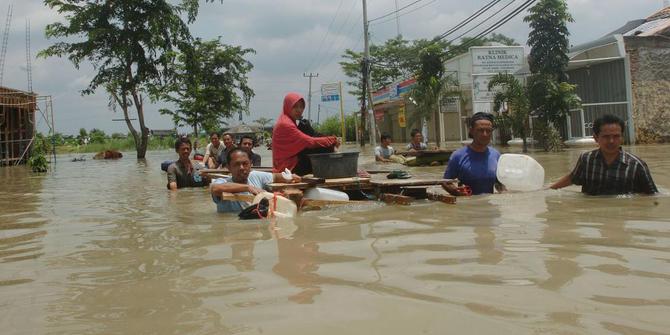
[371,0,438,26]
[443,0,517,45]
[304,0,346,72]
[435,0,502,40]
[368,0,429,23]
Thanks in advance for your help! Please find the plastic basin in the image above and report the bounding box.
[496,153,545,192]
[308,151,359,179]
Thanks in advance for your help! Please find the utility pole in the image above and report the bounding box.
[317,104,321,125]
[303,72,318,121]
[394,0,401,37]
[362,0,377,147]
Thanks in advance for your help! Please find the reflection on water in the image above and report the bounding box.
[0,145,669,334]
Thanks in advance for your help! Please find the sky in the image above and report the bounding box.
[0,0,666,135]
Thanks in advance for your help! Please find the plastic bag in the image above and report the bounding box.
[238,197,270,220]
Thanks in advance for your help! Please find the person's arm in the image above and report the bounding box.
[202,143,211,167]
[272,173,301,183]
[442,181,463,196]
[550,173,573,189]
[211,181,264,197]
[634,161,658,194]
[167,165,178,191]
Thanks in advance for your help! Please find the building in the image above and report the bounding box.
[0,86,37,166]
[565,6,670,144]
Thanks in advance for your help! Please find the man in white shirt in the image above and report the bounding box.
[201,132,226,168]
[210,148,300,213]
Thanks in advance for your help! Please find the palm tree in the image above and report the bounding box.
[488,73,532,153]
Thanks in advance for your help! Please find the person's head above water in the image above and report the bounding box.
[468,112,495,147]
[283,92,306,121]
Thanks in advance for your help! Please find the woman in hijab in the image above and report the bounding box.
[272,92,339,175]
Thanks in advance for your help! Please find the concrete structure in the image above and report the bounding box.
[565,6,670,144]
[0,86,36,165]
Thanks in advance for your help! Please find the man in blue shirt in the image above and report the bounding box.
[210,148,301,213]
[442,112,503,196]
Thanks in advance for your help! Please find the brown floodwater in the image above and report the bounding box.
[1,144,668,334]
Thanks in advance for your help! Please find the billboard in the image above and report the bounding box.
[471,46,525,114]
[321,83,340,102]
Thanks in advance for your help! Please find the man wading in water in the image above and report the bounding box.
[550,114,657,195]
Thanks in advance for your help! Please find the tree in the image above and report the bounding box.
[159,37,255,137]
[253,117,273,130]
[524,0,579,150]
[488,73,532,153]
[315,115,357,142]
[77,128,88,145]
[40,0,219,159]
[88,128,107,144]
[524,0,573,81]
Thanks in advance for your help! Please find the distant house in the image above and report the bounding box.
[1,86,37,166]
[149,129,176,138]
[565,6,670,143]
[225,124,262,144]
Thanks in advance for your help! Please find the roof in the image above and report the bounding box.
[225,124,261,134]
[568,6,670,66]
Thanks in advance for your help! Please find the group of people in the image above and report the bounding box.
[374,128,428,163]
[201,132,262,169]
[440,112,657,196]
[167,90,659,212]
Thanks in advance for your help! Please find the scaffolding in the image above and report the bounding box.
[0,86,55,166]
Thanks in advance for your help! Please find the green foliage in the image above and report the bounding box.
[40,0,215,159]
[88,128,107,144]
[315,115,357,142]
[488,73,532,152]
[160,37,255,136]
[524,0,573,81]
[534,121,565,152]
[28,133,50,172]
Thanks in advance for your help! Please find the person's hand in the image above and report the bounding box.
[290,174,302,183]
[442,181,470,196]
[248,185,264,195]
[333,136,341,148]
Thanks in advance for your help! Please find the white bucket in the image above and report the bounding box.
[496,154,545,192]
[304,187,349,201]
[253,192,297,218]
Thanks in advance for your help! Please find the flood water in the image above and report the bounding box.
[1,144,669,334]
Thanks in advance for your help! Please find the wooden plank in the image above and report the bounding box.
[371,178,454,187]
[399,186,428,199]
[426,188,457,204]
[379,193,413,205]
[219,193,363,207]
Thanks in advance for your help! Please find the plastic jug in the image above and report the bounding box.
[253,192,297,218]
[304,187,350,201]
[496,154,545,192]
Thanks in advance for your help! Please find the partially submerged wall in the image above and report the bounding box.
[625,36,670,143]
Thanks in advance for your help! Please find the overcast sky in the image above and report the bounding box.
[0,0,666,135]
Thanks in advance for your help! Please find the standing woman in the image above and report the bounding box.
[272,92,339,175]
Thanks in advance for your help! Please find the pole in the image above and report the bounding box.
[303,72,318,121]
[362,0,377,147]
[339,81,346,141]
[317,104,321,125]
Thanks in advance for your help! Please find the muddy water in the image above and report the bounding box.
[0,144,668,334]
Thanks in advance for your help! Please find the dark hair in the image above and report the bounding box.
[210,131,220,138]
[410,129,422,137]
[468,112,494,128]
[225,147,251,165]
[174,136,192,151]
[380,134,391,141]
[239,134,255,146]
[222,132,233,139]
[593,114,625,136]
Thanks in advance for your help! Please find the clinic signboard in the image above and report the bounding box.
[471,46,525,115]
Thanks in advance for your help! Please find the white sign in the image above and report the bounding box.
[471,46,525,74]
[472,75,496,102]
[321,83,340,102]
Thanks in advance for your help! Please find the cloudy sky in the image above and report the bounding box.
[1,0,666,135]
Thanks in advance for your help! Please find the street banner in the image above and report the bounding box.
[321,83,340,102]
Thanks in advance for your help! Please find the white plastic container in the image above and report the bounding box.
[253,192,297,218]
[496,154,545,192]
[304,187,350,202]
